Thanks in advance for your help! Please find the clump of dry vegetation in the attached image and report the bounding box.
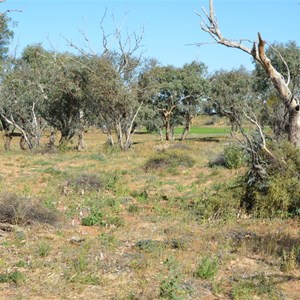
[0,193,59,226]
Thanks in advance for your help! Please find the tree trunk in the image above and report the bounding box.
[19,135,28,150]
[77,128,87,151]
[289,109,300,147]
[164,115,172,141]
[180,113,192,141]
[3,130,12,151]
[59,129,75,148]
[48,128,56,149]
[200,1,300,146]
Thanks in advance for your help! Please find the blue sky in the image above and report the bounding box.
[1,0,299,73]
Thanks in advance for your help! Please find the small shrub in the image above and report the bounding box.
[0,193,58,226]
[242,140,300,217]
[62,173,103,194]
[144,151,195,172]
[131,190,148,202]
[223,143,246,169]
[194,256,218,279]
[231,274,280,300]
[0,270,26,286]
[82,211,104,226]
[159,256,185,299]
[37,241,51,257]
[128,204,139,213]
[135,239,163,252]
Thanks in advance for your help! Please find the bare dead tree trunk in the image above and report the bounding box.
[199,0,300,146]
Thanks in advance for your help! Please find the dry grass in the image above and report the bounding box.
[0,127,299,299]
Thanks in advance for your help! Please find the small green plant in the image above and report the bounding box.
[159,256,185,300]
[0,270,26,286]
[81,211,104,226]
[37,241,51,257]
[231,274,280,300]
[128,204,139,213]
[223,143,246,169]
[281,248,297,272]
[194,256,218,279]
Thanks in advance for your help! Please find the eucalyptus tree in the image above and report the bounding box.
[37,52,90,148]
[139,65,182,141]
[139,61,209,141]
[0,12,14,149]
[0,56,46,150]
[68,12,145,151]
[209,67,256,133]
[199,0,300,146]
[253,41,300,138]
[179,61,209,140]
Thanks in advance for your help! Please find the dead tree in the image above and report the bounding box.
[198,0,300,146]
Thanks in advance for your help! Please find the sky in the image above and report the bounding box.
[1,0,299,73]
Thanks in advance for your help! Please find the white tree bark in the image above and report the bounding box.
[199,0,300,146]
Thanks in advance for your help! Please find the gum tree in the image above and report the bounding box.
[199,0,300,146]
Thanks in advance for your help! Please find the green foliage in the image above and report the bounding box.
[231,274,281,300]
[223,143,246,169]
[194,256,218,279]
[188,184,242,222]
[81,211,104,226]
[0,270,26,286]
[159,256,185,300]
[37,241,52,257]
[144,151,195,172]
[243,141,300,217]
[128,204,139,213]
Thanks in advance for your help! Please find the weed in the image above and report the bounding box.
[135,239,164,252]
[82,211,104,226]
[159,256,186,300]
[194,256,218,279]
[0,270,26,286]
[281,247,297,272]
[231,274,281,300]
[128,204,139,213]
[37,241,51,257]
[131,190,148,203]
[98,233,119,249]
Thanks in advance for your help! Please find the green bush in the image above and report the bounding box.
[144,151,195,172]
[194,256,218,279]
[223,143,246,169]
[242,140,300,217]
[0,270,26,285]
[82,211,104,226]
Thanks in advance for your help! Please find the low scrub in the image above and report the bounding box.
[243,141,300,218]
[0,193,59,226]
[209,143,246,169]
[144,150,195,172]
[62,172,118,194]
